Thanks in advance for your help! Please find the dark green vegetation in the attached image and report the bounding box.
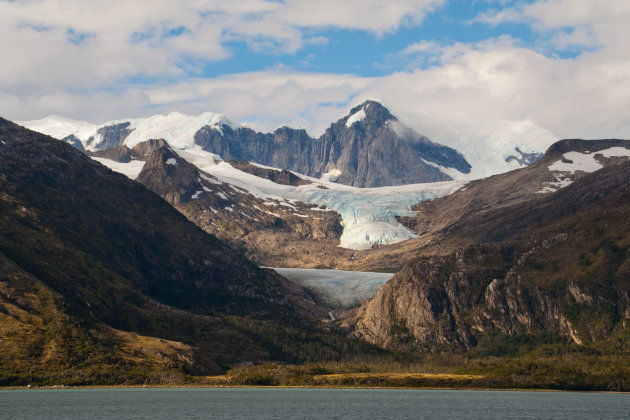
[210,351,630,391]
[0,119,383,386]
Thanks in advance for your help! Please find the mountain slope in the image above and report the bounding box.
[350,156,630,353]
[132,141,344,265]
[398,139,630,248]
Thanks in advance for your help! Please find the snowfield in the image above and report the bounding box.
[410,117,560,180]
[539,146,630,193]
[269,267,393,308]
[92,157,145,180]
[20,112,239,151]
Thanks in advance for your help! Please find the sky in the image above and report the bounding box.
[2,0,630,139]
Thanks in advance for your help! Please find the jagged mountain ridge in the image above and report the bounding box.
[20,101,471,187]
[194,101,471,187]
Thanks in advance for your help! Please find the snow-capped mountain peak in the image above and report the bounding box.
[19,111,240,152]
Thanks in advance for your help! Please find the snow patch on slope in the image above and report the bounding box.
[540,146,630,193]
[320,169,341,182]
[548,151,604,173]
[91,157,145,180]
[346,108,367,128]
[599,146,630,158]
[549,147,630,174]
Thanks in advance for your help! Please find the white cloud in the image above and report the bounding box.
[476,0,630,53]
[275,0,445,34]
[3,0,630,148]
[0,0,445,92]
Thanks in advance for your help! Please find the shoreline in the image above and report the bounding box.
[2,384,628,394]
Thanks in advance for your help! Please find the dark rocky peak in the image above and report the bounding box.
[273,125,309,137]
[86,122,133,149]
[227,160,311,187]
[132,138,169,158]
[88,138,170,163]
[136,144,205,205]
[323,100,398,140]
[89,145,135,162]
[61,134,85,151]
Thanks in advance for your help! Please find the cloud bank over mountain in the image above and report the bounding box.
[2,0,630,141]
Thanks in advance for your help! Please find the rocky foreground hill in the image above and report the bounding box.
[349,143,630,353]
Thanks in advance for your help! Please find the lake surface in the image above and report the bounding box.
[1,388,628,419]
[269,267,393,308]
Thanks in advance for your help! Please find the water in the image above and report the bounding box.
[1,388,628,419]
[269,267,393,307]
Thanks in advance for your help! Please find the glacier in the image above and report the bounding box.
[176,147,464,250]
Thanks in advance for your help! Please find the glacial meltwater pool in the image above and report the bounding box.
[269,267,393,308]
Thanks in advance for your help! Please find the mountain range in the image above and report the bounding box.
[21,100,557,188]
[3,106,630,389]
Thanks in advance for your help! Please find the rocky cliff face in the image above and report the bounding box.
[351,158,630,352]
[194,101,470,187]
[313,101,470,187]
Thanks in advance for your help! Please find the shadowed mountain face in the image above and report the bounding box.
[1,118,395,381]
[0,118,318,319]
[193,101,470,187]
